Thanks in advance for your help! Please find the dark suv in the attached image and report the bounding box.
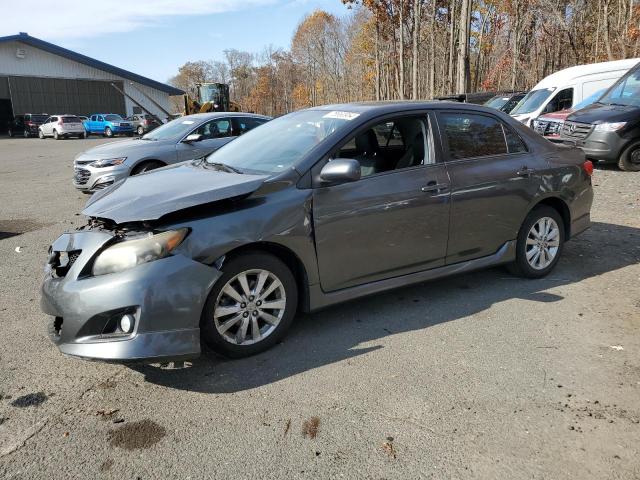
[8,113,49,138]
[561,62,640,171]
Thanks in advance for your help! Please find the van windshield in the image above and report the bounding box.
[599,67,640,106]
[510,88,555,115]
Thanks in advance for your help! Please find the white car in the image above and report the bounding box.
[39,115,87,140]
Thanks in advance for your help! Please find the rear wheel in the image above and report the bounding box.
[131,160,164,175]
[23,129,30,138]
[137,126,144,136]
[53,129,60,140]
[7,129,13,137]
[508,205,565,278]
[618,141,640,172]
[104,127,113,137]
[200,252,298,358]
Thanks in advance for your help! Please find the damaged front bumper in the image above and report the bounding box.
[40,229,222,363]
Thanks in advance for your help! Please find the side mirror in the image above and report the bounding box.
[319,158,361,185]
[184,133,203,143]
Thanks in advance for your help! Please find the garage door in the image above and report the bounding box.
[7,77,126,116]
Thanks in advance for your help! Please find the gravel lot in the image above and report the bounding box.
[0,137,639,479]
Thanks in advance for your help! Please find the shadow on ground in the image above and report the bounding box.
[131,221,639,393]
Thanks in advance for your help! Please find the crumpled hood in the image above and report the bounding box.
[83,161,269,223]
[567,102,639,124]
[75,138,173,160]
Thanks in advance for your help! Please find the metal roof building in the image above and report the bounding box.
[0,32,183,131]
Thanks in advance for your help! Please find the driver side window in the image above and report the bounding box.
[545,88,574,113]
[335,116,432,178]
[195,118,232,139]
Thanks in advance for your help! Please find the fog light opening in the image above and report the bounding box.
[119,314,135,334]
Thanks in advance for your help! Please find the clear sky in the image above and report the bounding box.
[3,0,352,85]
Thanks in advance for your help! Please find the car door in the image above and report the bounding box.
[312,112,451,292]
[42,117,53,136]
[435,109,541,264]
[175,118,235,161]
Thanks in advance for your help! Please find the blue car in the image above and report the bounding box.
[84,114,134,137]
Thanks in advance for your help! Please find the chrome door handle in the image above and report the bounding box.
[421,183,449,193]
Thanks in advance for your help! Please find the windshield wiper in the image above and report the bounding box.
[206,162,243,174]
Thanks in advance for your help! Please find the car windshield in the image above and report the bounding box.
[510,88,555,115]
[484,96,509,109]
[204,110,356,174]
[573,89,606,110]
[105,114,123,121]
[142,117,202,140]
[599,67,640,106]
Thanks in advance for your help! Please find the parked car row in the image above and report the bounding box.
[6,112,162,139]
[479,58,640,171]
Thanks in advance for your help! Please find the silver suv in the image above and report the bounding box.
[39,115,86,139]
[73,112,270,192]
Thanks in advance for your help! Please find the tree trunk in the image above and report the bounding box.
[399,0,405,100]
[429,0,436,98]
[456,0,471,94]
[412,0,421,99]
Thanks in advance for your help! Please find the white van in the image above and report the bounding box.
[510,58,640,127]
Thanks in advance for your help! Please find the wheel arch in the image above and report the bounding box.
[527,196,572,239]
[130,159,167,175]
[220,241,311,313]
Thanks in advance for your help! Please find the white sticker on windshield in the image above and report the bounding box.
[182,120,195,124]
[322,111,360,121]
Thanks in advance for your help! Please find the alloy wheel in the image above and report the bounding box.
[630,148,640,165]
[525,217,560,270]
[213,269,286,346]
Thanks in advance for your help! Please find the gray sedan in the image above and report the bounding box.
[72,112,270,192]
[42,102,593,362]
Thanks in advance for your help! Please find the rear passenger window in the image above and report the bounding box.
[503,126,527,153]
[440,112,507,159]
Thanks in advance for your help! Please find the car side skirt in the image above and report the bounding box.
[307,240,516,312]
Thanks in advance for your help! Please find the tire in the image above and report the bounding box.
[79,132,87,139]
[23,129,30,138]
[131,160,164,175]
[137,126,144,136]
[104,127,113,137]
[618,141,640,172]
[7,129,13,138]
[200,252,298,358]
[53,129,60,140]
[38,129,44,139]
[508,205,565,278]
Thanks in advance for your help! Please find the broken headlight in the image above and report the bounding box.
[92,229,188,276]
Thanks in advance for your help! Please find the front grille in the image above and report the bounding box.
[561,120,592,140]
[74,167,90,185]
[535,119,564,136]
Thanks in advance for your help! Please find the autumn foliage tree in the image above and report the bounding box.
[170,1,640,115]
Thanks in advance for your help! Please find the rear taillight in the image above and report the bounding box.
[582,160,594,176]
[26,121,33,126]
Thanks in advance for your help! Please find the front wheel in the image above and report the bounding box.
[7,129,13,137]
[508,205,565,278]
[23,129,30,138]
[618,141,640,172]
[200,252,298,358]
[104,127,113,137]
[38,129,44,139]
[137,126,144,136]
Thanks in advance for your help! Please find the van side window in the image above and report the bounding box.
[439,112,507,159]
[546,88,573,113]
